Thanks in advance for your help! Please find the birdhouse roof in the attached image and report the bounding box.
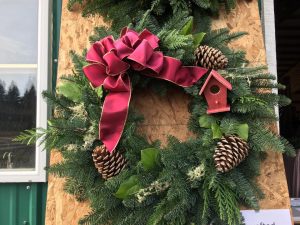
[199,70,232,95]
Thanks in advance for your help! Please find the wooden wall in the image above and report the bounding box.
[45,0,290,224]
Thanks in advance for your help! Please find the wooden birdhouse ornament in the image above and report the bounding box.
[199,70,232,114]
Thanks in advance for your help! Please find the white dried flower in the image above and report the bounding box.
[65,144,79,151]
[136,181,169,203]
[83,133,95,149]
[69,103,87,119]
[83,125,97,149]
[187,163,205,181]
[54,108,64,117]
[136,191,147,203]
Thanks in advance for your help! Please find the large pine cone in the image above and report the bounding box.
[213,135,249,173]
[195,45,228,70]
[92,145,127,180]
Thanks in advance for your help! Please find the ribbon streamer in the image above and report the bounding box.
[83,27,212,152]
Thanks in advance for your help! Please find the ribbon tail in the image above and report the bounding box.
[157,57,208,87]
[99,79,131,153]
[127,40,208,87]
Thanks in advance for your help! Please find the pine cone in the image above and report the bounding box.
[195,45,228,70]
[92,145,127,180]
[213,135,249,173]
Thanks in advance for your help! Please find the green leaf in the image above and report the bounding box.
[57,81,82,103]
[141,148,161,171]
[193,32,206,46]
[47,120,53,127]
[211,123,222,139]
[236,123,249,141]
[95,86,103,98]
[199,115,223,139]
[180,18,193,35]
[199,114,218,128]
[115,175,140,199]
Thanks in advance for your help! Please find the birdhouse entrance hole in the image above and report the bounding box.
[210,85,220,94]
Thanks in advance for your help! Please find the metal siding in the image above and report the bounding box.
[52,0,62,90]
[258,0,262,17]
[0,183,47,225]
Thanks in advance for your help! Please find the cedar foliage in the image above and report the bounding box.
[16,2,295,225]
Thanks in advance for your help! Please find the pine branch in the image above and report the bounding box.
[13,128,46,146]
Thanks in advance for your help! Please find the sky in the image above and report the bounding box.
[0,0,38,64]
[0,0,38,96]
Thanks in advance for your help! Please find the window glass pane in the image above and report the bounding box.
[0,70,36,169]
[0,0,38,64]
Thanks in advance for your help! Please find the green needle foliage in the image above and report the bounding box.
[68,0,237,17]
[68,0,238,30]
[16,3,295,225]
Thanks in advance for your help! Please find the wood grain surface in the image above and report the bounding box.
[45,1,290,224]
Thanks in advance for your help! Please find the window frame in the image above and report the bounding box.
[0,0,49,182]
[260,0,280,132]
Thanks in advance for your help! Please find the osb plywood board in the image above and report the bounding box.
[45,151,91,225]
[212,0,266,64]
[131,88,193,144]
[45,0,290,224]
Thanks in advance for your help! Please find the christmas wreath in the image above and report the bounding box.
[17,2,295,225]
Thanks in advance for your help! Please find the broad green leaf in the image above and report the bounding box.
[199,114,218,129]
[57,81,82,103]
[236,123,249,141]
[193,32,206,46]
[211,123,222,139]
[181,18,193,35]
[141,148,161,171]
[115,175,140,199]
[95,86,103,98]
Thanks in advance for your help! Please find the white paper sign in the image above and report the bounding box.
[241,209,292,225]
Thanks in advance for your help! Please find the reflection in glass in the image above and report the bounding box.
[0,0,38,64]
[0,73,36,169]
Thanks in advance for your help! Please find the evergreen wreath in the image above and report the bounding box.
[16,3,295,225]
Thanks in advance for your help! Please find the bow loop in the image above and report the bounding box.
[103,74,131,93]
[120,28,141,48]
[103,52,130,76]
[87,36,116,64]
[128,40,155,71]
[139,29,160,49]
[128,40,163,73]
[114,39,134,59]
[100,36,116,53]
[83,64,107,87]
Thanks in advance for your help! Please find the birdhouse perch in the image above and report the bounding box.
[199,70,232,114]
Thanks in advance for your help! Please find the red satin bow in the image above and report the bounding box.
[83,27,209,153]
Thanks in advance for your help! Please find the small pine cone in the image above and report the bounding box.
[213,135,249,173]
[195,45,228,70]
[92,145,127,180]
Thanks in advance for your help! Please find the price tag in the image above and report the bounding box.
[241,209,292,225]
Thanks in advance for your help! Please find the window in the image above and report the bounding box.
[0,0,49,182]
